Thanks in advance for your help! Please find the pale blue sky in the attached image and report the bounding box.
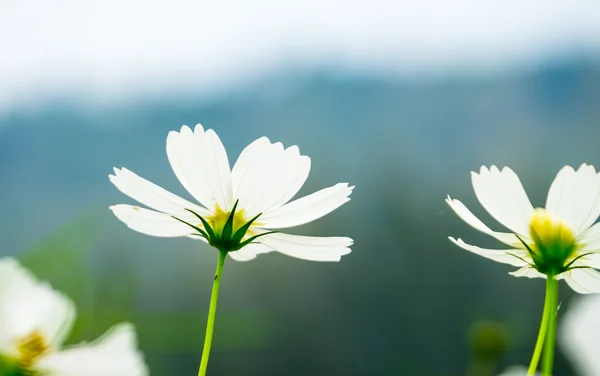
[2,0,600,112]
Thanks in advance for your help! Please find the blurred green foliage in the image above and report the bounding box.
[2,62,598,374]
[18,211,98,342]
[0,355,26,376]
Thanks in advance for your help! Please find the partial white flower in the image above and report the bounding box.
[110,124,353,262]
[447,164,600,293]
[0,258,148,376]
[560,294,600,376]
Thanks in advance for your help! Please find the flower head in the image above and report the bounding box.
[447,164,600,293]
[0,258,148,375]
[110,124,353,261]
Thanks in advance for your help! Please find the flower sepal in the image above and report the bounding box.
[519,209,581,276]
[0,355,31,376]
[173,200,277,253]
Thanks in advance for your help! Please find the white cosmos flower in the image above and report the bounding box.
[560,294,600,376]
[0,258,148,376]
[447,164,600,293]
[110,124,353,262]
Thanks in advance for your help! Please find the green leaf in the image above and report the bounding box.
[230,212,262,246]
[171,216,209,239]
[221,200,239,241]
[234,231,279,250]
[186,209,217,241]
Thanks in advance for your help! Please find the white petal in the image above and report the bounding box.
[231,138,288,215]
[231,137,273,207]
[166,125,214,209]
[109,168,209,217]
[0,258,21,296]
[448,237,531,267]
[571,252,600,270]
[228,244,274,262]
[201,129,233,209]
[110,205,196,237]
[581,222,600,249]
[239,144,311,215]
[563,268,600,294]
[36,323,148,376]
[560,294,600,376]
[0,259,75,355]
[471,166,534,235]
[260,183,353,229]
[267,148,311,209]
[259,233,352,262]
[508,266,547,279]
[446,196,526,247]
[546,164,600,235]
[0,258,27,354]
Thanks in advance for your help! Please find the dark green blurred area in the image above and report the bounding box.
[2,60,600,375]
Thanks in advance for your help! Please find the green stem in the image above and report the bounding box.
[542,276,559,376]
[527,276,556,376]
[198,250,227,376]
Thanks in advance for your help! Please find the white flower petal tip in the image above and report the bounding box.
[575,163,596,173]
[554,163,595,176]
[0,256,20,273]
[260,233,352,262]
[448,237,530,267]
[546,163,600,235]
[109,167,209,218]
[35,322,149,376]
[260,183,354,229]
[473,165,520,176]
[470,165,534,235]
[110,204,195,237]
[445,195,506,238]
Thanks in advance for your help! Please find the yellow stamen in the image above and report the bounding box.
[205,204,256,235]
[17,330,49,367]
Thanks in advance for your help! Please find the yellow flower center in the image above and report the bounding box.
[527,208,578,275]
[175,200,272,252]
[205,204,254,236]
[17,330,49,367]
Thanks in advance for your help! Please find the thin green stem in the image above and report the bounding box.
[527,276,555,376]
[198,250,227,376]
[542,276,559,376]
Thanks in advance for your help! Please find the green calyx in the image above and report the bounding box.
[173,199,277,253]
[517,208,586,276]
[0,355,35,376]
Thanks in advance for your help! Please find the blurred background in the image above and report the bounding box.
[2,1,600,375]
